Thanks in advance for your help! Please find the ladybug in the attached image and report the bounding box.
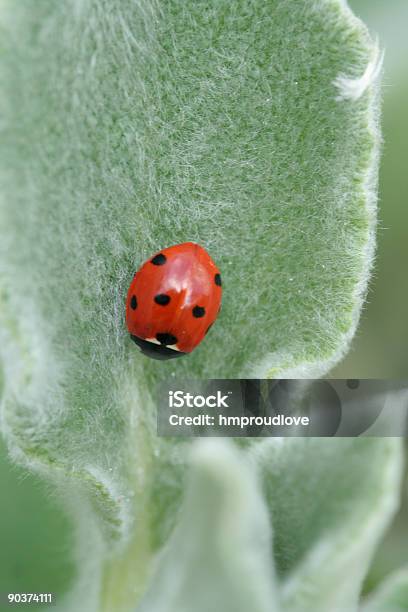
[126,242,222,360]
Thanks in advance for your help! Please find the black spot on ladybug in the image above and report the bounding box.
[154,294,171,306]
[205,323,213,335]
[214,273,222,286]
[193,305,205,318]
[156,332,178,346]
[131,335,185,360]
[130,295,137,310]
[151,253,167,266]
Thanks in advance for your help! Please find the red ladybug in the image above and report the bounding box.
[126,242,222,360]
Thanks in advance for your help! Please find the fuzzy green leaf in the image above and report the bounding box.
[251,438,403,612]
[136,439,279,612]
[0,0,383,609]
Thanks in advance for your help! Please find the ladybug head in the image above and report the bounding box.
[130,335,186,361]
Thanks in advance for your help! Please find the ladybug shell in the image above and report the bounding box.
[126,242,222,359]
